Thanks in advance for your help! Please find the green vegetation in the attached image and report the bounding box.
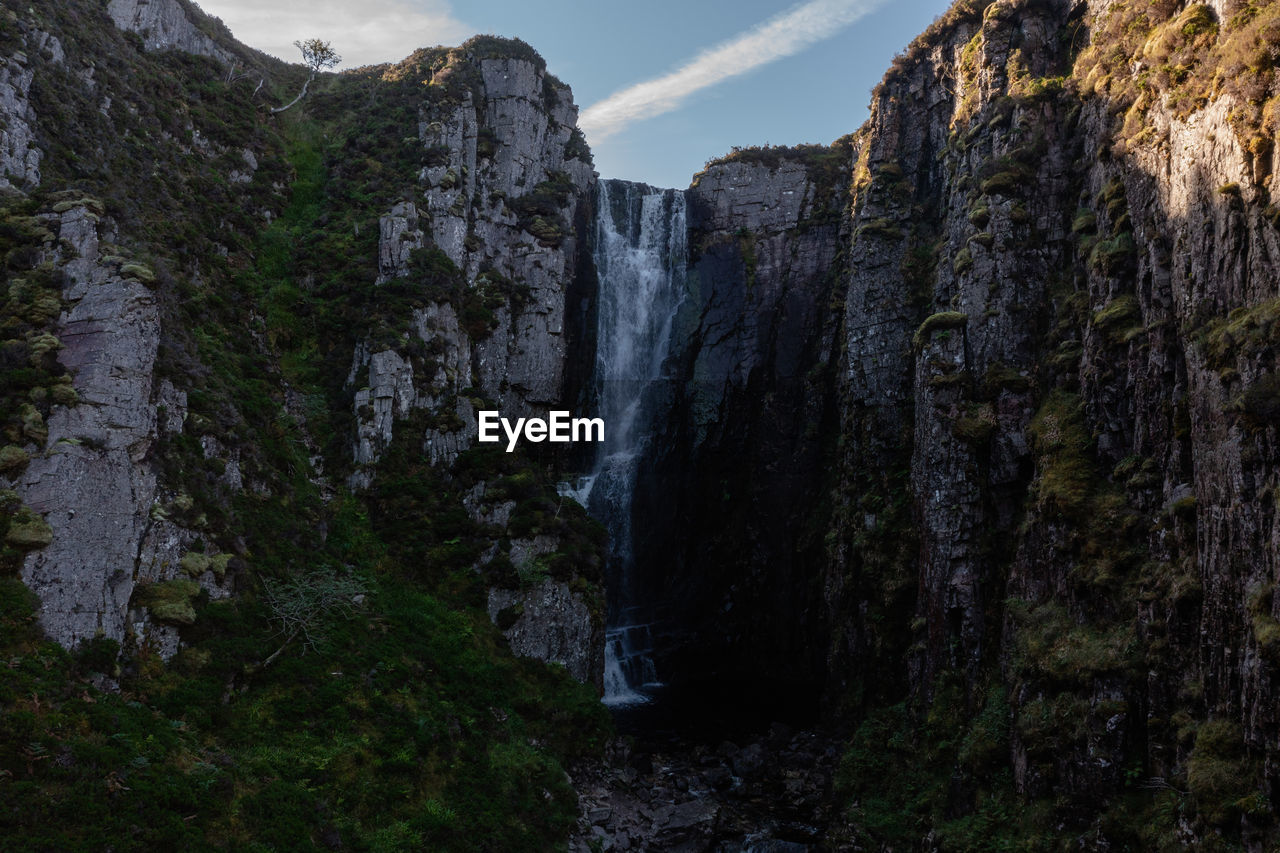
[1198,297,1280,368]
[1079,0,1280,157]
[836,681,1042,849]
[1187,720,1266,826]
[1093,294,1142,343]
[1029,392,1096,516]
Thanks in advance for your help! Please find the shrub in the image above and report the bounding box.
[1030,392,1095,516]
[0,445,29,473]
[1238,373,1280,424]
[137,578,201,625]
[1187,719,1262,825]
[1093,294,1141,342]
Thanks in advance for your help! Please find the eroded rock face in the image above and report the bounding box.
[0,52,42,190]
[106,0,231,63]
[347,55,594,481]
[818,0,1280,829]
[488,579,601,686]
[16,206,217,654]
[339,51,603,685]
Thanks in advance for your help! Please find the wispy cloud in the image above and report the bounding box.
[579,0,888,142]
[194,0,470,68]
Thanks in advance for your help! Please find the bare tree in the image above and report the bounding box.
[259,566,366,667]
[271,38,341,114]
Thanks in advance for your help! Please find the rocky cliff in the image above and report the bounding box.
[617,0,1280,846]
[624,145,853,691]
[828,2,1280,846]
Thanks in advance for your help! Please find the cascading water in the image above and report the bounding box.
[569,179,686,705]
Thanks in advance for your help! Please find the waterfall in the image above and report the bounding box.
[571,179,686,705]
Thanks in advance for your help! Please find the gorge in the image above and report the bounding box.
[2,0,1280,850]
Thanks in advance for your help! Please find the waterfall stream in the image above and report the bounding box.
[569,179,686,705]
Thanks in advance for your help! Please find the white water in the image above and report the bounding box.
[570,180,686,705]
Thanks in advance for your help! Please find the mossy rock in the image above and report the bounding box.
[180,551,232,579]
[953,404,996,443]
[1093,294,1141,343]
[1071,210,1097,234]
[51,197,105,216]
[856,217,904,240]
[0,445,29,474]
[914,311,968,349]
[137,579,201,625]
[19,404,46,445]
[50,384,78,406]
[180,552,212,577]
[980,171,1024,196]
[6,508,52,549]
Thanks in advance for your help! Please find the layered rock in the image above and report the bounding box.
[335,46,604,684]
[0,42,44,190]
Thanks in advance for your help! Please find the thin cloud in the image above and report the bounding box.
[193,0,471,68]
[580,0,888,142]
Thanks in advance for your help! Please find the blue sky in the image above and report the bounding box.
[195,0,953,188]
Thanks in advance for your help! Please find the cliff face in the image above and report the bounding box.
[827,0,1280,843]
[348,54,595,482]
[626,148,852,689]
[609,0,1280,844]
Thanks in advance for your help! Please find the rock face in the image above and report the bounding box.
[336,46,603,684]
[626,148,852,689]
[829,0,1280,830]
[347,53,595,481]
[16,205,219,655]
[488,579,601,685]
[106,0,231,62]
[0,50,42,190]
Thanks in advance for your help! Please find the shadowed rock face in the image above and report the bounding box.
[620,154,852,694]
[599,0,1280,837]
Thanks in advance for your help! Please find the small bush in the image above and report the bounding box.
[1187,719,1261,826]
[137,578,201,625]
[0,445,30,473]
